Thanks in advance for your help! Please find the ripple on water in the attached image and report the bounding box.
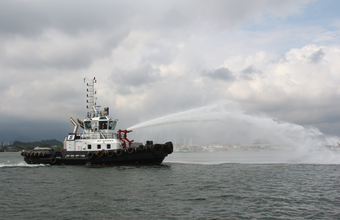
[0,154,340,219]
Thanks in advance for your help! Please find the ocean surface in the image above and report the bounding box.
[1,151,339,220]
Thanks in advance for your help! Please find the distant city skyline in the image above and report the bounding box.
[1,141,9,147]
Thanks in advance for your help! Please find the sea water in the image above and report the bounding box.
[2,102,340,219]
[1,152,339,219]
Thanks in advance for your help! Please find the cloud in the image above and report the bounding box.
[225,44,340,132]
[110,43,340,137]
[0,29,128,70]
[124,44,340,146]
[110,63,161,96]
[0,0,312,36]
[203,67,235,81]
[241,66,262,80]
[1,0,340,145]
[0,0,135,36]
[309,49,325,63]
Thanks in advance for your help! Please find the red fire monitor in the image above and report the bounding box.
[118,129,134,148]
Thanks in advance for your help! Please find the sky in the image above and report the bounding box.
[1,0,340,147]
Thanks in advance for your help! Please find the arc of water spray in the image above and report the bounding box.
[127,101,340,151]
[127,102,236,130]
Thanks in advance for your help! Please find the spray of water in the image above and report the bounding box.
[128,101,239,130]
[0,162,46,168]
[128,101,340,163]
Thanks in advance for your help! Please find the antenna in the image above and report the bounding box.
[85,77,97,109]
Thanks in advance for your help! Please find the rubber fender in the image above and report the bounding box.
[115,149,122,156]
[108,151,114,157]
[50,157,57,164]
[138,145,145,152]
[88,152,94,159]
[165,142,174,154]
[127,148,134,154]
[152,144,162,155]
[98,151,104,157]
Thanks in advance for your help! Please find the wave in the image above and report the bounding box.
[164,150,340,165]
[0,162,47,168]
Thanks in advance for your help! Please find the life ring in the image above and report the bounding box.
[50,157,57,164]
[152,144,162,155]
[98,151,104,157]
[127,148,134,154]
[115,149,122,156]
[165,142,174,154]
[138,145,145,152]
[108,151,114,157]
[88,152,94,159]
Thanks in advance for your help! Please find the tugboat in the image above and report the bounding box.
[22,77,173,166]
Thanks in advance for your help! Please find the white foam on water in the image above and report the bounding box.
[164,151,340,165]
[0,162,47,168]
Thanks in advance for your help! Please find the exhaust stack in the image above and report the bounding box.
[77,118,84,129]
[70,117,78,134]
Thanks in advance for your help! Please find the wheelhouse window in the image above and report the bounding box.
[84,121,91,130]
[99,121,108,130]
[109,121,117,130]
[87,145,91,149]
[107,144,111,149]
[97,144,101,149]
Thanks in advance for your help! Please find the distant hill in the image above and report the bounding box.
[12,139,63,147]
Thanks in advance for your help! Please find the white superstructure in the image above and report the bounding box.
[63,77,133,152]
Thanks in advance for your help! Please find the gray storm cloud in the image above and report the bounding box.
[0,0,339,145]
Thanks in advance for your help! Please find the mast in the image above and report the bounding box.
[85,77,99,118]
[85,77,97,109]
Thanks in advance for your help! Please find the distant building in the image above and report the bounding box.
[1,141,9,147]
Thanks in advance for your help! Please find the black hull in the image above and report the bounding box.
[22,143,173,166]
